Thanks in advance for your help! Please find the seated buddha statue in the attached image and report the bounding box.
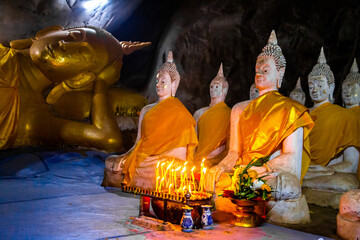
[249,83,259,100]
[302,49,360,209]
[206,30,314,224]
[0,25,150,151]
[193,63,231,167]
[290,77,306,105]
[342,58,360,111]
[102,52,198,189]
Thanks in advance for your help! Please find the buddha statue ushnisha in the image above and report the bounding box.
[302,49,360,208]
[102,51,198,189]
[193,63,231,167]
[0,25,150,151]
[290,77,306,105]
[206,30,314,224]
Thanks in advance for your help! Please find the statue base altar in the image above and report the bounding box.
[337,189,360,240]
[302,173,359,209]
[214,190,310,224]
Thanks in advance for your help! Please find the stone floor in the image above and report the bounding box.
[0,148,339,239]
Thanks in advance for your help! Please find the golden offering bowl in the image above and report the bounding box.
[230,199,259,228]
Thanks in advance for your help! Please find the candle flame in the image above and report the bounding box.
[175,166,181,171]
[166,161,174,170]
[157,176,160,180]
[157,161,160,168]
[202,158,205,163]
[191,166,195,172]
[161,162,165,167]
[203,167,207,174]
[181,166,186,173]
[184,161,188,166]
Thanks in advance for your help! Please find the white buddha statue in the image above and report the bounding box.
[249,83,259,100]
[302,48,360,209]
[193,63,231,167]
[290,77,306,105]
[206,30,314,224]
[342,58,360,109]
[102,51,198,189]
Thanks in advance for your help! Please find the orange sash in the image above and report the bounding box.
[122,97,198,184]
[239,91,314,181]
[195,102,231,161]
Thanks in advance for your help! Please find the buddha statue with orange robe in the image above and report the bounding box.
[102,52,198,189]
[290,77,306,105]
[193,63,231,167]
[302,49,360,208]
[0,25,150,151]
[206,30,314,224]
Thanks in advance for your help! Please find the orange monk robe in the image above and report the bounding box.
[122,97,198,185]
[309,103,359,170]
[195,102,231,161]
[239,91,314,181]
[0,43,20,149]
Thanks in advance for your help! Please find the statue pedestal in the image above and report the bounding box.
[302,172,359,209]
[337,189,360,240]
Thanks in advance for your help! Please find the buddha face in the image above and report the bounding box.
[30,27,111,83]
[290,90,305,105]
[308,75,330,103]
[255,57,279,91]
[156,71,172,98]
[249,83,259,100]
[342,81,360,107]
[210,80,223,99]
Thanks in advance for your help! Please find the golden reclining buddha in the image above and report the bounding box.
[0,25,150,151]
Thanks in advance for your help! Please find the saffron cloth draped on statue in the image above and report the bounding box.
[238,91,314,181]
[122,97,198,185]
[0,43,20,149]
[195,102,231,161]
[309,102,359,167]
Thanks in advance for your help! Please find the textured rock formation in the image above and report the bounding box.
[144,0,360,112]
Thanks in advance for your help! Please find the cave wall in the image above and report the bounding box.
[144,0,360,112]
[1,0,360,113]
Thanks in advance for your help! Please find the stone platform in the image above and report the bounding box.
[0,148,339,239]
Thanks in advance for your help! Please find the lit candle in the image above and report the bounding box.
[161,162,165,179]
[164,161,173,186]
[191,166,195,189]
[155,161,160,189]
[169,183,173,195]
[159,178,164,192]
[175,166,181,189]
[156,176,160,192]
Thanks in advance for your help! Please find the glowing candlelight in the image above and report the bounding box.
[191,166,195,188]
[169,183,173,194]
[161,162,165,178]
[164,160,173,186]
[189,184,192,193]
[175,166,181,189]
[156,176,160,192]
[159,178,164,192]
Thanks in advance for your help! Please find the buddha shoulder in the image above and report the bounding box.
[232,100,251,114]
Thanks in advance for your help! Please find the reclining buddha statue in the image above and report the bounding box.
[206,30,314,224]
[193,63,231,167]
[102,52,198,189]
[0,25,150,151]
[302,49,360,208]
[290,77,306,105]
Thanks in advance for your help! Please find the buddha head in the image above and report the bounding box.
[255,30,286,93]
[290,77,306,105]
[10,25,150,103]
[342,58,360,108]
[156,51,180,99]
[209,63,228,103]
[249,83,259,100]
[308,47,335,105]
